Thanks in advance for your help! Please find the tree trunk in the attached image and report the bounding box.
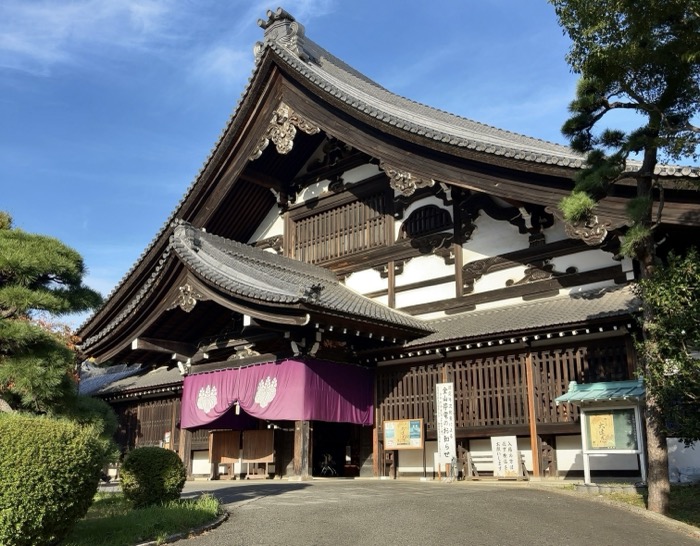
[645,393,670,514]
[636,150,670,514]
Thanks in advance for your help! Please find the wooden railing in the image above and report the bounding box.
[376,339,633,434]
[292,192,389,264]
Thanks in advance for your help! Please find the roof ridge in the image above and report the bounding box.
[426,284,636,326]
[177,223,339,284]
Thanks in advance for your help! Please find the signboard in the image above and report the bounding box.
[383,418,424,450]
[435,382,456,461]
[491,436,519,478]
[585,408,638,451]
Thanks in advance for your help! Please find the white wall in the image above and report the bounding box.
[555,434,639,472]
[248,204,284,243]
[344,267,387,295]
[191,450,210,475]
[668,439,700,483]
[395,441,438,475]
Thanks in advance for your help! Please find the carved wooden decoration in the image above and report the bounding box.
[505,263,575,286]
[462,239,587,294]
[171,283,206,313]
[255,235,284,254]
[380,161,435,196]
[564,215,611,246]
[255,8,311,62]
[250,102,320,161]
[228,345,261,361]
[373,261,406,279]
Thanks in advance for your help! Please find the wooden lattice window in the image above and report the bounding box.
[291,191,390,264]
[399,205,452,239]
[136,399,177,447]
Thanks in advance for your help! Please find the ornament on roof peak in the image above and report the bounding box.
[255,7,310,63]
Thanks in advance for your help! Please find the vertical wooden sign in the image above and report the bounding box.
[435,382,456,464]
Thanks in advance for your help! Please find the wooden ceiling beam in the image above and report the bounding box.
[131,337,198,357]
[239,168,281,189]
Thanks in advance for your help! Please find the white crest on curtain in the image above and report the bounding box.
[196,385,218,413]
[254,376,278,408]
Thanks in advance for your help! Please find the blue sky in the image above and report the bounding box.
[2,0,581,327]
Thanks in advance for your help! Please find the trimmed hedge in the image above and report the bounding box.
[0,413,107,546]
[120,447,186,508]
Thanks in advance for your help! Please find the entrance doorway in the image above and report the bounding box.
[312,422,361,477]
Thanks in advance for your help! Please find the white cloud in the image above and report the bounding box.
[187,45,251,93]
[0,0,178,75]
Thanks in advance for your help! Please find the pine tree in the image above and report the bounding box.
[549,0,700,514]
[0,211,102,414]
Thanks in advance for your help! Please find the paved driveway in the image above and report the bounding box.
[181,479,700,546]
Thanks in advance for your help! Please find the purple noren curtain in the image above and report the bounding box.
[180,358,374,429]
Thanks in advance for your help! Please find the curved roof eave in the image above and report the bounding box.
[259,17,699,181]
[76,50,282,339]
[77,9,700,342]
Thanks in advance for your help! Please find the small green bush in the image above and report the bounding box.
[0,413,108,546]
[120,447,186,508]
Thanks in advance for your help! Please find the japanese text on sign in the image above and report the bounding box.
[435,383,456,462]
[490,436,519,478]
[383,419,424,450]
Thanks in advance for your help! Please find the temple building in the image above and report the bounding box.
[77,8,700,480]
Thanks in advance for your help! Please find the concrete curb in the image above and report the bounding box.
[528,482,700,541]
[133,508,230,546]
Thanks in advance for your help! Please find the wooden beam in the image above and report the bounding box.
[131,337,197,357]
[293,420,312,481]
[178,428,193,480]
[240,168,282,190]
[525,350,540,478]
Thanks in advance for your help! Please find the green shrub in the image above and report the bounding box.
[120,447,186,508]
[0,413,108,546]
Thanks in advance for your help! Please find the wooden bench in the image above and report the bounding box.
[457,446,529,480]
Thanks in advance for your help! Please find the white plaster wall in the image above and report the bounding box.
[395,281,455,309]
[396,254,453,287]
[472,264,528,294]
[551,249,634,278]
[465,438,534,473]
[191,450,210,475]
[468,439,495,472]
[393,254,455,309]
[555,435,639,471]
[396,441,438,474]
[395,195,452,241]
[343,163,381,185]
[668,439,700,482]
[543,222,569,244]
[464,215,530,261]
[298,180,330,202]
[344,268,386,295]
[296,164,381,204]
[247,204,284,243]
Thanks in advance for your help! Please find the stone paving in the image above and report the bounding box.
[172,478,700,546]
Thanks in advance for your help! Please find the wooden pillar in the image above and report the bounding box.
[454,243,463,298]
[525,350,541,478]
[387,260,396,308]
[372,384,380,477]
[178,428,193,480]
[293,420,312,480]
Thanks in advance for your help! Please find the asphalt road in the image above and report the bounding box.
[179,479,700,546]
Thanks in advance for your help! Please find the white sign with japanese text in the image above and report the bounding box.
[490,435,519,478]
[435,382,456,462]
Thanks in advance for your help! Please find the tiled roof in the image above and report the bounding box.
[405,285,640,347]
[170,222,433,334]
[555,379,645,406]
[76,7,697,337]
[258,8,699,179]
[78,363,144,395]
[90,365,183,396]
